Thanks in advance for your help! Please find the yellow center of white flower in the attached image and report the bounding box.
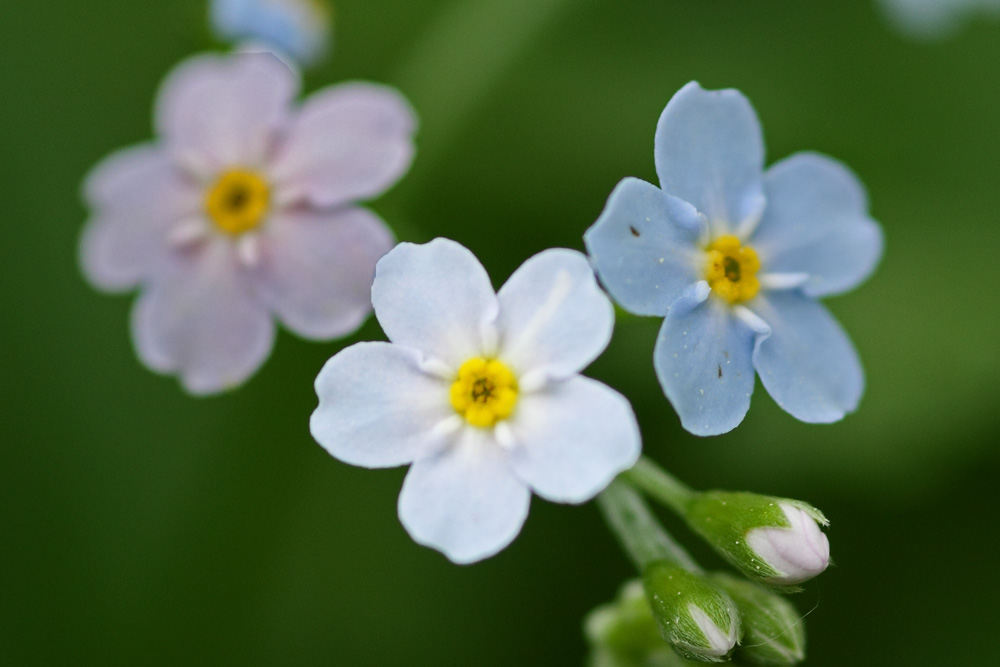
[704,234,761,304]
[205,169,271,236]
[449,358,519,428]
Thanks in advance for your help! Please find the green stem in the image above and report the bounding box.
[624,456,697,516]
[597,479,702,574]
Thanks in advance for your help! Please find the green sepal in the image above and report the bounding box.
[643,561,741,663]
[711,573,806,666]
[586,580,669,662]
[685,492,826,590]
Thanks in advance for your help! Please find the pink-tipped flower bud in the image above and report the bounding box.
[685,491,831,589]
[745,502,829,586]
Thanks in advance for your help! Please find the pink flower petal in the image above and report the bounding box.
[131,237,275,394]
[79,143,200,291]
[155,52,299,171]
[269,82,416,208]
[252,206,394,340]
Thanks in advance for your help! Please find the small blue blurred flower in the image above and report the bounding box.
[585,82,883,436]
[210,0,332,66]
[878,0,1000,40]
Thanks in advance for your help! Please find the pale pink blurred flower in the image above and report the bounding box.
[80,51,416,394]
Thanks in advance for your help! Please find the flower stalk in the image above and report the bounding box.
[597,479,700,573]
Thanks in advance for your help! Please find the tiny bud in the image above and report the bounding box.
[686,492,830,588]
[711,573,806,665]
[643,561,741,662]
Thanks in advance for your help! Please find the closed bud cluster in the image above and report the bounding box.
[585,580,670,666]
[643,561,741,662]
[686,492,830,588]
[711,573,806,665]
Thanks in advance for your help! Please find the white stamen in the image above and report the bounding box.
[518,369,548,394]
[760,272,810,290]
[733,305,771,335]
[419,357,455,379]
[494,422,517,450]
[168,218,209,248]
[237,234,261,267]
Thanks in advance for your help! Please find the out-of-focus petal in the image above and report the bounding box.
[754,153,883,298]
[398,429,530,564]
[130,237,275,394]
[155,52,298,170]
[496,249,613,381]
[253,207,393,340]
[371,239,498,368]
[751,291,864,423]
[654,82,765,232]
[269,82,416,208]
[506,376,640,503]
[311,342,455,469]
[80,144,200,291]
[584,177,704,316]
[653,285,760,436]
[211,0,331,66]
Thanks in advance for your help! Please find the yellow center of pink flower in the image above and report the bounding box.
[449,358,519,428]
[704,235,761,304]
[205,169,271,236]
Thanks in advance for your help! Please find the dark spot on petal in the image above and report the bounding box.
[717,365,723,378]
[629,226,640,237]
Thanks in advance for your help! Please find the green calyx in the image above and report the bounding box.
[685,492,826,588]
[711,574,806,666]
[643,561,741,663]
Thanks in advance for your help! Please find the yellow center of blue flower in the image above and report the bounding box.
[205,169,271,236]
[704,235,761,304]
[450,358,519,428]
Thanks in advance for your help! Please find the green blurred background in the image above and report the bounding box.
[3,0,999,664]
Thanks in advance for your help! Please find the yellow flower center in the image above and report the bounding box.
[704,235,761,304]
[449,358,519,428]
[205,169,271,236]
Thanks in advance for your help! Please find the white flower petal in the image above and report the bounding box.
[311,342,455,469]
[506,377,640,503]
[496,249,613,380]
[130,238,275,394]
[398,428,531,564]
[79,144,200,291]
[253,207,394,340]
[371,239,499,367]
[269,82,417,208]
[155,51,299,169]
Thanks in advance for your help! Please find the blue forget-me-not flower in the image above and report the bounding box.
[210,0,332,66]
[585,82,883,436]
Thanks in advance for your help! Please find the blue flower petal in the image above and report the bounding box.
[754,153,883,298]
[751,291,864,423]
[584,177,704,316]
[654,82,765,232]
[654,284,758,436]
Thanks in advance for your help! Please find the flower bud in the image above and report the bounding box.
[642,561,740,662]
[686,492,830,588]
[711,573,806,665]
[585,580,668,665]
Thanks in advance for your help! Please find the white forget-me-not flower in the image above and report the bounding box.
[210,0,332,66]
[585,82,882,436]
[80,52,416,394]
[310,239,641,564]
